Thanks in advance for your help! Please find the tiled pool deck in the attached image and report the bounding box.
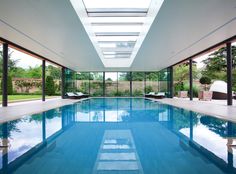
[0,97,236,123]
[0,98,82,123]
[152,98,236,123]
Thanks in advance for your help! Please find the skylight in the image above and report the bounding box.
[70,0,164,67]
[82,0,152,9]
[96,36,138,42]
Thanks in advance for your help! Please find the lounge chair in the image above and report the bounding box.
[153,92,165,99]
[145,92,156,98]
[209,80,227,100]
[74,92,89,98]
[66,92,82,99]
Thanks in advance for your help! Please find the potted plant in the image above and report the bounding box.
[198,76,212,100]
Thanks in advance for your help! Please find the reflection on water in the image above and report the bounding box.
[0,98,235,173]
[93,130,143,173]
[0,106,75,173]
[75,98,165,122]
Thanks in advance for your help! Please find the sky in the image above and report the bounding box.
[10,48,42,68]
[9,47,56,68]
[194,51,214,69]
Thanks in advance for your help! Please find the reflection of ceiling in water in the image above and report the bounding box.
[93,129,143,173]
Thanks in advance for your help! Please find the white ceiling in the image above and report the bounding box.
[0,0,236,72]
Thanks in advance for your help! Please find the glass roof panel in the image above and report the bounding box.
[95,32,139,36]
[96,36,138,42]
[87,12,147,17]
[101,47,133,52]
[104,54,130,57]
[92,25,142,33]
[91,22,143,26]
[103,51,132,55]
[89,17,146,24]
[83,0,152,9]
[99,42,135,48]
[98,41,136,44]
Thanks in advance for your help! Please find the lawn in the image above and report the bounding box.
[0,95,59,103]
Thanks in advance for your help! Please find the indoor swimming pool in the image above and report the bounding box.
[0,98,235,174]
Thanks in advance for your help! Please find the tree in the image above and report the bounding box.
[46,65,61,79]
[114,72,159,81]
[93,73,103,80]
[174,63,199,92]
[145,85,153,93]
[118,73,130,81]
[201,46,236,80]
[199,76,211,90]
[27,66,42,78]
[76,72,92,80]
[10,67,27,78]
[45,76,55,95]
[0,48,19,77]
[146,72,158,81]
[121,72,144,81]
[132,72,144,81]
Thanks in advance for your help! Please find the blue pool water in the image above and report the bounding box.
[0,98,236,174]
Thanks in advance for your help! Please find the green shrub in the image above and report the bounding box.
[79,82,89,93]
[199,76,211,85]
[123,90,130,96]
[133,90,143,96]
[183,83,199,97]
[92,89,103,96]
[233,70,236,91]
[199,76,211,91]
[45,76,55,96]
[145,85,153,93]
[33,90,43,95]
[112,91,122,96]
[174,82,184,95]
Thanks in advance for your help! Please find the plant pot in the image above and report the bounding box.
[178,91,188,98]
[198,91,213,101]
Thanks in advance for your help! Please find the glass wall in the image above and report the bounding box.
[197,45,227,102]
[70,71,170,97]
[0,43,2,95]
[192,53,211,98]
[0,43,65,104]
[76,72,90,94]
[65,68,76,93]
[118,72,130,96]
[232,42,236,96]
[105,72,118,96]
[46,62,61,97]
[173,61,189,97]
[145,72,159,93]
[132,72,145,96]
[5,46,43,102]
[159,68,169,95]
[90,72,104,96]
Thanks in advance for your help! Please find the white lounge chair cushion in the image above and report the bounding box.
[156,92,165,96]
[148,92,155,95]
[209,80,227,94]
[75,92,84,96]
[67,92,76,97]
